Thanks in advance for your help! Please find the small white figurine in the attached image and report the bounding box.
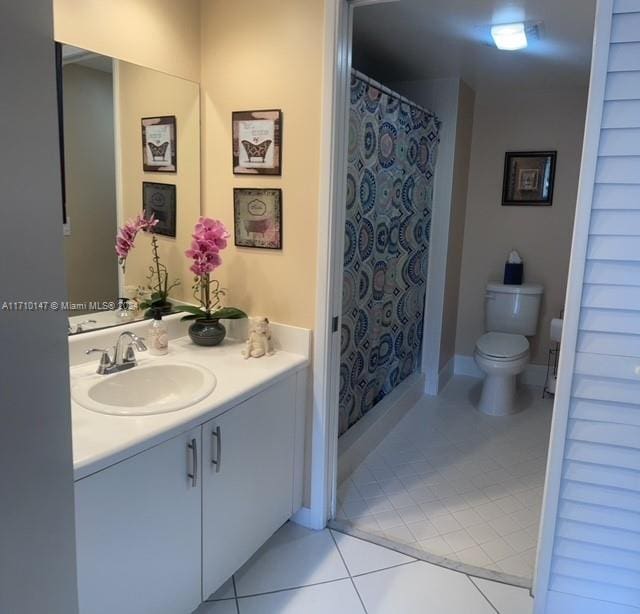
[242,317,275,359]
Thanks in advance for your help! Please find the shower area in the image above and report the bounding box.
[339,71,440,438]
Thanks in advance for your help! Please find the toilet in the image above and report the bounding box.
[474,282,544,416]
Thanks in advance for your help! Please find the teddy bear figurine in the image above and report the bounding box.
[242,317,275,359]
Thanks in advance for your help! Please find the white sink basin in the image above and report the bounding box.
[72,362,217,416]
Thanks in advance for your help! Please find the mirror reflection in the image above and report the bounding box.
[59,45,201,334]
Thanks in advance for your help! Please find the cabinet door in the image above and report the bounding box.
[202,376,296,599]
[75,428,202,614]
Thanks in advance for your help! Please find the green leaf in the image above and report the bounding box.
[174,304,207,317]
[180,313,200,321]
[211,307,247,320]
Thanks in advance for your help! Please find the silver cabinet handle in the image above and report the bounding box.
[187,438,198,487]
[211,426,221,472]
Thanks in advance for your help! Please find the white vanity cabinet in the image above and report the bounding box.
[201,375,297,598]
[75,427,202,614]
[74,371,304,614]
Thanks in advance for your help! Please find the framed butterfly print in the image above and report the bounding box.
[142,116,176,172]
[232,110,282,175]
[233,188,282,249]
[142,182,176,237]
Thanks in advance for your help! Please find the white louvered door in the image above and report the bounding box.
[536,1,640,613]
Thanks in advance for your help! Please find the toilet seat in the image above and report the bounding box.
[475,332,529,361]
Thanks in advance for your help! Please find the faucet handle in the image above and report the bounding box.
[86,348,114,374]
[132,335,147,352]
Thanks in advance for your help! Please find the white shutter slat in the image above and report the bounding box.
[590,209,640,233]
[568,417,640,449]
[550,574,640,608]
[577,331,640,358]
[553,555,640,590]
[555,538,640,572]
[597,156,640,183]
[614,0,640,15]
[571,397,640,426]
[587,236,640,260]
[580,308,640,334]
[565,440,640,472]
[610,42,640,71]
[599,127,640,154]
[563,460,640,492]
[602,100,640,128]
[593,183,640,209]
[574,352,640,381]
[582,284,640,309]
[573,374,640,406]
[584,260,640,285]
[612,13,640,42]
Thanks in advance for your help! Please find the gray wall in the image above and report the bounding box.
[62,63,118,307]
[0,2,79,613]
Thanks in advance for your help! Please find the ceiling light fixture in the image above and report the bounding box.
[491,22,528,51]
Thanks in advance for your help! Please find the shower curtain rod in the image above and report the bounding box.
[352,68,437,120]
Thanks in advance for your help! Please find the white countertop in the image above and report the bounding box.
[71,335,308,481]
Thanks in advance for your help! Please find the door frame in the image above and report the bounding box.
[308,0,397,530]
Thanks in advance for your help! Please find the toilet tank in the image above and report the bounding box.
[485,282,544,336]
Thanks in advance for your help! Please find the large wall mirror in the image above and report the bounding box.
[57,44,200,334]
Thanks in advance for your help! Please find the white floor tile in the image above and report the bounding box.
[417,536,454,556]
[331,531,414,576]
[354,561,496,614]
[338,377,552,581]
[238,579,366,614]
[472,577,534,614]
[234,523,347,597]
[206,577,235,601]
[442,529,476,553]
[193,599,237,614]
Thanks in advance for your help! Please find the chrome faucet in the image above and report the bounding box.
[86,331,148,375]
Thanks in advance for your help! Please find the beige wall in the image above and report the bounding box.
[455,87,588,365]
[200,0,324,329]
[440,81,475,369]
[53,0,200,82]
[62,64,119,307]
[116,61,201,303]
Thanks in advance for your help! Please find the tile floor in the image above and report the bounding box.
[193,521,533,614]
[336,376,553,579]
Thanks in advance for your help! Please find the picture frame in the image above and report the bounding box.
[502,151,557,206]
[233,188,282,249]
[232,110,282,175]
[142,115,177,172]
[142,182,176,237]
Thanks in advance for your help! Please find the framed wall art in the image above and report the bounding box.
[233,188,282,249]
[232,110,282,175]
[142,182,176,237]
[142,115,176,172]
[502,151,556,206]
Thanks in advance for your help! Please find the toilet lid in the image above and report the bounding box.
[476,332,529,359]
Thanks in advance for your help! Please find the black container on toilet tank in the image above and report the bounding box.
[504,250,523,285]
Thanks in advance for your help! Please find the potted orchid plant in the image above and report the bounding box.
[176,217,246,346]
[115,214,180,316]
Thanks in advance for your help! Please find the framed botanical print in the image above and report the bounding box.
[142,182,176,237]
[233,188,282,249]
[142,116,177,172]
[502,151,556,206]
[232,110,282,175]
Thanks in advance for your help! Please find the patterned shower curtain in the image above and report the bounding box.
[339,71,440,436]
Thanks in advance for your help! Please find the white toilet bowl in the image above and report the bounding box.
[474,332,529,416]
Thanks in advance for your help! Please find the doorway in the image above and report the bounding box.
[319,0,597,591]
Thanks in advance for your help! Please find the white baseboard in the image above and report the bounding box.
[338,372,425,484]
[291,506,322,530]
[438,357,455,392]
[454,354,547,387]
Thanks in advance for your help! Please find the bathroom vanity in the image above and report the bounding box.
[69,317,309,614]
